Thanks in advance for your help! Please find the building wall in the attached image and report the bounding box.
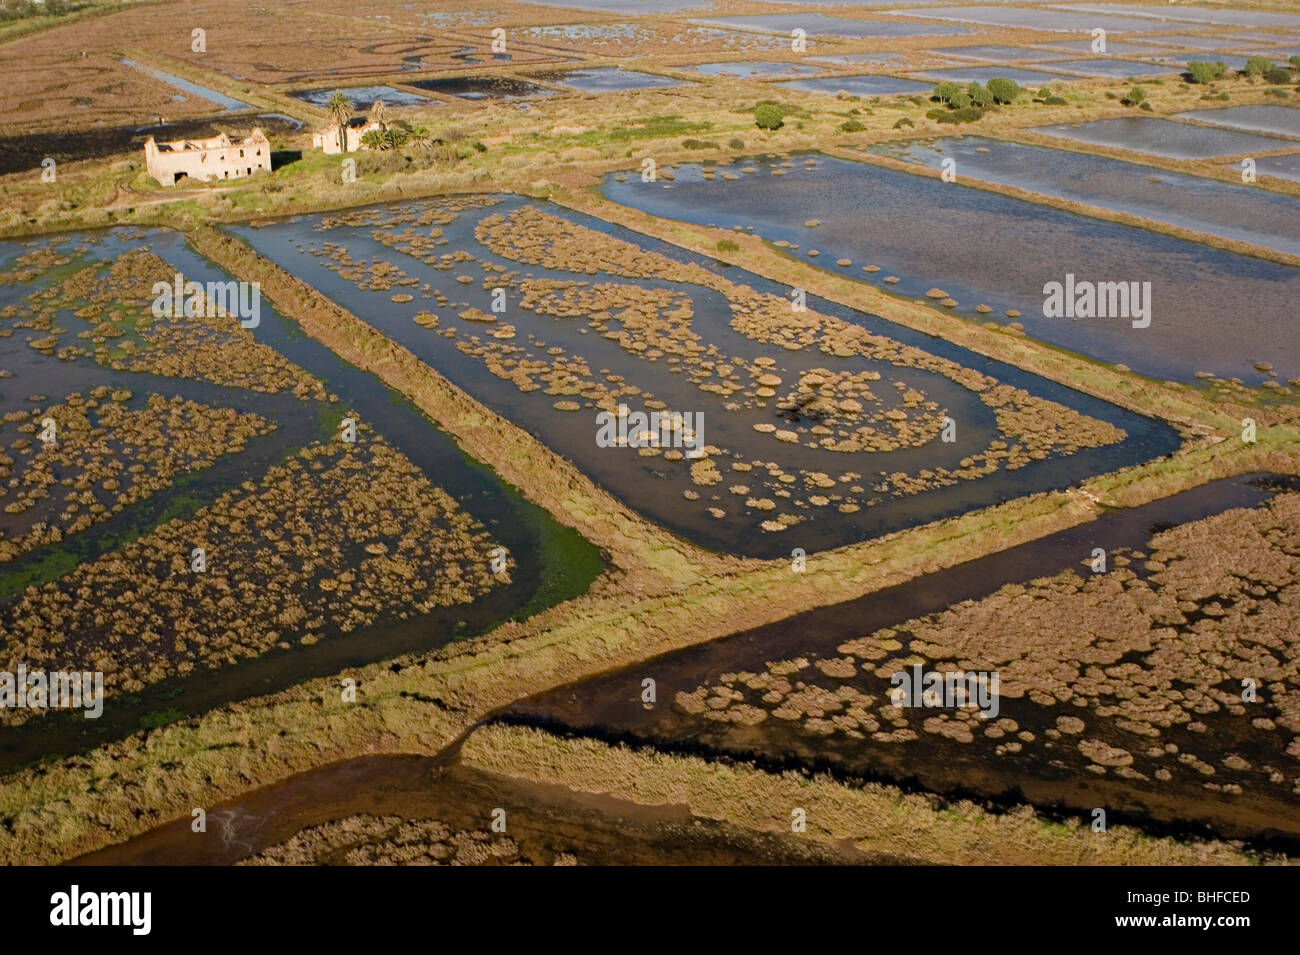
[144,130,271,186]
[312,121,380,155]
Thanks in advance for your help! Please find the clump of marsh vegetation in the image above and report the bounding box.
[927,77,1021,124]
[1264,66,1294,86]
[754,102,784,131]
[1186,60,1228,84]
[242,814,544,866]
[1243,56,1274,78]
[1121,85,1147,107]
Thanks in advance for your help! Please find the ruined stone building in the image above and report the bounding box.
[312,118,381,154]
[143,128,271,186]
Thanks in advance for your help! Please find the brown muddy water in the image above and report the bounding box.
[73,752,870,866]
[0,229,600,773]
[505,474,1300,849]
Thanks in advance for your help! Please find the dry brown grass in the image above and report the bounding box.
[461,723,1270,865]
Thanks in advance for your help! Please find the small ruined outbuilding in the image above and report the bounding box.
[143,128,271,186]
[312,118,381,154]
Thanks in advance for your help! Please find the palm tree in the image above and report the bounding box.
[369,98,388,130]
[325,91,353,152]
[408,124,432,149]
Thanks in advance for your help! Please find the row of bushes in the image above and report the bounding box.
[1188,56,1298,85]
[932,76,1022,108]
[923,77,1023,125]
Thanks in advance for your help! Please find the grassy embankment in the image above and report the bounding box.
[460,723,1270,866]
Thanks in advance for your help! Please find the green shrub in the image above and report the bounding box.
[987,77,1021,104]
[1292,55,1300,70]
[1043,95,1067,105]
[1139,101,1154,111]
[728,137,745,149]
[935,106,985,124]
[681,138,717,149]
[754,103,784,130]
[1265,66,1293,85]
[838,119,866,132]
[716,239,740,253]
[968,82,993,107]
[1187,60,1226,84]
[893,117,915,129]
[1243,55,1273,77]
[1122,85,1147,106]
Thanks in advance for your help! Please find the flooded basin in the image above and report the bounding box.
[806,52,906,67]
[1172,104,1300,140]
[865,135,1300,256]
[1231,151,1300,183]
[1143,34,1265,50]
[1037,39,1165,55]
[0,227,599,771]
[407,76,558,100]
[236,195,1176,559]
[692,60,822,78]
[528,67,687,92]
[1058,3,1300,30]
[507,475,1300,845]
[1044,58,1179,78]
[519,22,785,54]
[690,13,971,39]
[776,73,934,96]
[895,6,1194,34]
[120,59,257,112]
[602,152,1300,381]
[1032,116,1295,159]
[289,85,430,108]
[934,44,1066,62]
